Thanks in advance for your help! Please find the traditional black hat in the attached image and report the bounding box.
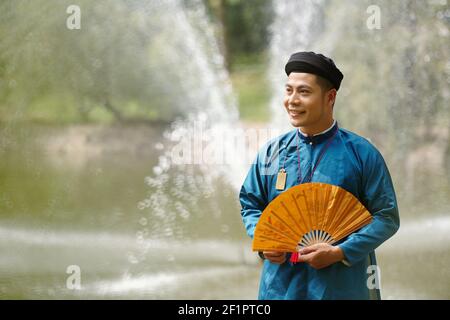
[285,51,344,90]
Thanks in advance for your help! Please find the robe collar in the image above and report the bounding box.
[297,120,338,145]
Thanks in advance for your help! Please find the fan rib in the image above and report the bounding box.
[318,184,331,233]
[290,193,310,235]
[268,209,301,241]
[332,215,372,242]
[311,188,317,243]
[300,239,309,247]
[327,188,348,235]
[330,202,360,238]
[324,232,334,243]
[304,232,313,246]
[319,230,326,243]
[255,234,297,250]
[257,226,297,244]
[261,219,299,244]
[280,201,303,237]
[296,191,314,236]
[338,209,367,232]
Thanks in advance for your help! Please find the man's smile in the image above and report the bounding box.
[289,110,307,118]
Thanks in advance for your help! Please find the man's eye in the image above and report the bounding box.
[300,90,310,94]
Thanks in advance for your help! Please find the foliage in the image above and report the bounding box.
[0,0,198,123]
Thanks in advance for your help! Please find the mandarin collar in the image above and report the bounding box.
[298,121,339,145]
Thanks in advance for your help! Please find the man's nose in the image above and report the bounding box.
[288,92,300,105]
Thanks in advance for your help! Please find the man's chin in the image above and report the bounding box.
[290,119,305,127]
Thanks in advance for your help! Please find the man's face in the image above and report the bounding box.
[283,72,333,128]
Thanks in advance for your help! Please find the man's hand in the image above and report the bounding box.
[297,243,344,269]
[263,251,287,264]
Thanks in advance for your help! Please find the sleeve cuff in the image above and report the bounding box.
[337,244,352,267]
[341,259,351,267]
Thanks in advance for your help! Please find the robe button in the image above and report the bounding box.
[309,142,313,145]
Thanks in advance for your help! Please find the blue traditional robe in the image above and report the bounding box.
[239,121,400,300]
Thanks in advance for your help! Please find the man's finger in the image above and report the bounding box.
[299,245,319,255]
[296,252,314,263]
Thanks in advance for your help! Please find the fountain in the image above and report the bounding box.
[0,0,448,300]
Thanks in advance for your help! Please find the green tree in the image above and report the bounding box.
[0,0,197,123]
[205,0,273,69]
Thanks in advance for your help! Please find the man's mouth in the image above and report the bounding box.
[289,110,307,118]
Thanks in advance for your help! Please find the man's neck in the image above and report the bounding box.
[299,119,336,137]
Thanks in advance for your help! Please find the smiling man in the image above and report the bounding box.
[239,51,400,300]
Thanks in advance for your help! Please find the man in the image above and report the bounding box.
[239,51,400,300]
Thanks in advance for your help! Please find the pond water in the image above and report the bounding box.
[0,124,448,299]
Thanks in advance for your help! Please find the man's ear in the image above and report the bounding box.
[328,89,337,108]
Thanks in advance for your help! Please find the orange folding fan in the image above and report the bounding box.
[252,182,372,257]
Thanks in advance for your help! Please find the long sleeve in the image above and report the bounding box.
[338,147,400,266]
[239,152,269,239]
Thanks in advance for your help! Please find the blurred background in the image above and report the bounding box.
[0,0,449,299]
